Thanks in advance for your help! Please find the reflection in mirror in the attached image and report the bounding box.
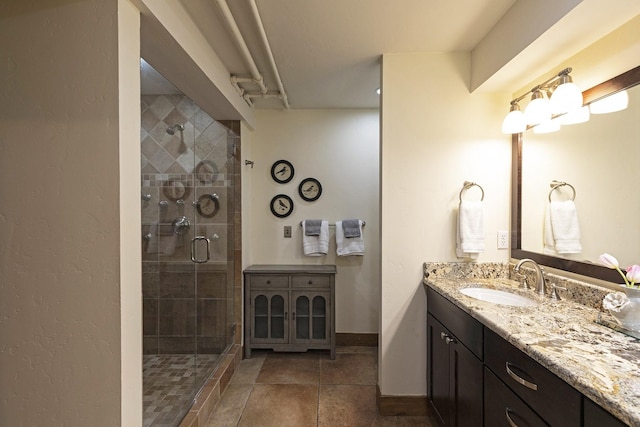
[512,65,640,284]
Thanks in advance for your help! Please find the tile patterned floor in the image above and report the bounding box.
[143,354,221,427]
[204,347,437,427]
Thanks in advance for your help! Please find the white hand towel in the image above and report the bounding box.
[549,200,582,254]
[543,205,557,255]
[456,201,484,259]
[146,223,178,256]
[336,220,364,256]
[302,220,329,256]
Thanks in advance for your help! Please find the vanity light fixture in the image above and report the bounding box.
[557,105,590,125]
[524,88,551,125]
[502,67,584,134]
[533,117,561,134]
[589,89,629,114]
[501,102,526,134]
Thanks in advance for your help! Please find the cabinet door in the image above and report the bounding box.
[584,398,626,427]
[427,314,452,426]
[250,290,289,344]
[427,313,482,427]
[292,291,330,344]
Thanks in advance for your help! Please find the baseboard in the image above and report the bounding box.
[376,385,429,416]
[335,332,378,346]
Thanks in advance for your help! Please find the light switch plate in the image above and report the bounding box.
[284,225,292,238]
[497,230,509,249]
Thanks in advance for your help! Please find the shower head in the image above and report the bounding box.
[166,124,184,135]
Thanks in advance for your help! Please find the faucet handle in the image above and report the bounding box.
[550,284,567,301]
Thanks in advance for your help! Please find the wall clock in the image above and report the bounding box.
[195,160,218,184]
[270,194,294,218]
[298,178,322,202]
[196,193,220,218]
[270,160,294,184]
[162,178,190,201]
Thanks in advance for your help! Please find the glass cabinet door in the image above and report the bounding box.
[293,292,329,343]
[250,291,288,344]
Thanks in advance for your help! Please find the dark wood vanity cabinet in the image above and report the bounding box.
[484,328,581,427]
[244,265,336,359]
[426,285,629,427]
[583,398,627,427]
[426,287,483,427]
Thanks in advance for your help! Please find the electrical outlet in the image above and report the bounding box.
[284,225,292,238]
[497,230,509,249]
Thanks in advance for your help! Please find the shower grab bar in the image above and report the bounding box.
[548,180,576,202]
[190,236,211,264]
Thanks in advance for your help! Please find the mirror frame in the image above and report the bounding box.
[511,65,640,284]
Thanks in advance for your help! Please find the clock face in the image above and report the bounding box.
[196,193,220,218]
[162,178,191,201]
[270,160,295,184]
[298,178,322,202]
[270,194,294,218]
[195,160,218,184]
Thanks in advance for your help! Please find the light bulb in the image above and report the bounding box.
[558,105,590,125]
[501,104,526,134]
[589,90,629,114]
[524,91,550,126]
[533,118,561,134]
[549,75,583,114]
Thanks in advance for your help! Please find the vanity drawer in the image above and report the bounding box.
[484,367,546,427]
[249,275,289,288]
[485,328,581,427]
[426,287,483,359]
[292,275,330,288]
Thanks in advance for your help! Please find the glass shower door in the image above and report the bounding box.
[141,92,235,427]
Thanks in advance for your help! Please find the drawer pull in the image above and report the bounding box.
[308,280,313,284]
[505,408,519,427]
[439,331,456,345]
[505,362,538,391]
[266,280,271,284]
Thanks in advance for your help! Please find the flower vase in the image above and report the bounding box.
[603,285,640,332]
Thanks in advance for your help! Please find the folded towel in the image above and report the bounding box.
[543,205,556,255]
[549,200,582,254]
[302,220,329,256]
[342,219,361,238]
[456,200,484,259]
[336,220,364,256]
[146,222,178,256]
[304,219,322,236]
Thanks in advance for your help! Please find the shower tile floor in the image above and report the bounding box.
[143,354,221,427]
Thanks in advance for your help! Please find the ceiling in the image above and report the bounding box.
[140,0,640,111]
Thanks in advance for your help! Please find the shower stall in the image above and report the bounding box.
[140,93,238,426]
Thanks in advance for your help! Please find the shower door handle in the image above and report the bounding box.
[190,236,210,263]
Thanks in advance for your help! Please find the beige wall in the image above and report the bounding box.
[380,52,510,395]
[0,0,141,425]
[246,109,381,333]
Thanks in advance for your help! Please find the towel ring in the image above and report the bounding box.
[548,180,576,202]
[459,181,484,202]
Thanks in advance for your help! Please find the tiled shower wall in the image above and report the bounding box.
[140,94,241,355]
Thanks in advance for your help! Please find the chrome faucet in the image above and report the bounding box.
[514,258,546,296]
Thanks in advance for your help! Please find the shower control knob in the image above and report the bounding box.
[172,216,190,235]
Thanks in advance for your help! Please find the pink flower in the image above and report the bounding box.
[626,265,640,285]
[599,253,620,269]
[599,253,634,287]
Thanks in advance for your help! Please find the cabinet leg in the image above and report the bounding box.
[244,345,251,359]
[330,347,335,360]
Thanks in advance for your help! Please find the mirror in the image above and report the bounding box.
[512,65,640,284]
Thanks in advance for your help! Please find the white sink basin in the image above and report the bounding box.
[459,287,538,307]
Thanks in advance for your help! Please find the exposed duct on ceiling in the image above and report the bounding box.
[215,0,289,109]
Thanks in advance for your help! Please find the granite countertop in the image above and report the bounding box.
[425,276,640,426]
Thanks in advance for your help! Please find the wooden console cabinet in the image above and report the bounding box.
[243,265,336,359]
